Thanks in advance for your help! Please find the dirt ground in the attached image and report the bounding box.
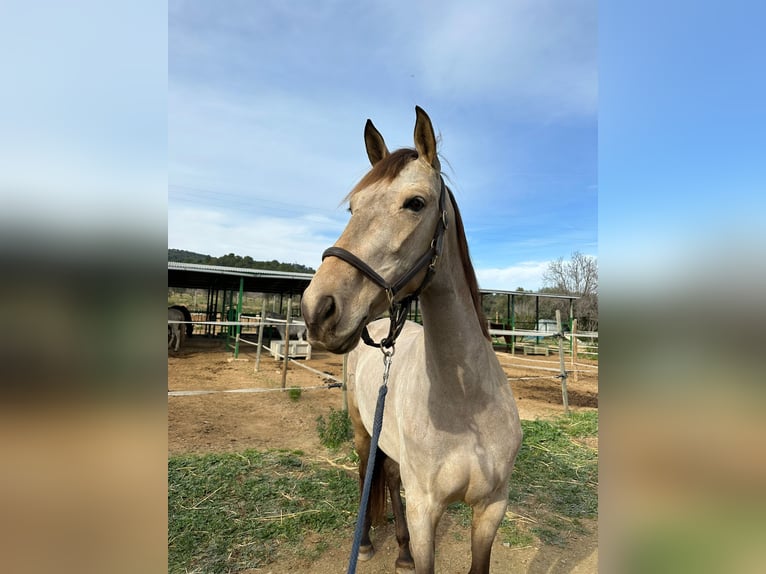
[168,336,598,573]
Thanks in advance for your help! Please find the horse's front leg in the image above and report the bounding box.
[468,491,508,574]
[383,457,414,573]
[404,494,442,574]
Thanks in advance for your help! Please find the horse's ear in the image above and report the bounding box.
[364,119,389,166]
[414,106,440,170]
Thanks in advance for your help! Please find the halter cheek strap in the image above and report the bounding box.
[321,247,391,298]
[321,177,449,349]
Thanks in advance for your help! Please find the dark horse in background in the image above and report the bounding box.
[170,305,193,338]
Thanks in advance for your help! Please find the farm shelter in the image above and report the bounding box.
[168,262,313,356]
[479,288,582,349]
[479,289,579,331]
[168,262,585,346]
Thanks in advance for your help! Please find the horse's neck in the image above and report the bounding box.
[418,234,495,392]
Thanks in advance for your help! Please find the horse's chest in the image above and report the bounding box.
[398,426,510,502]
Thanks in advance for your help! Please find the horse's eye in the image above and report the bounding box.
[404,196,426,212]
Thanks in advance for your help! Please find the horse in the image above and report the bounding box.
[264,311,308,342]
[170,304,194,338]
[301,107,522,573]
[168,307,185,352]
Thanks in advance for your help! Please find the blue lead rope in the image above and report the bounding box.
[347,350,393,574]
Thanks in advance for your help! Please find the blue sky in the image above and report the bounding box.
[168,0,597,290]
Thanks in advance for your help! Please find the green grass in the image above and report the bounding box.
[169,411,598,572]
[506,411,598,546]
[577,350,599,363]
[315,407,353,450]
[168,449,357,574]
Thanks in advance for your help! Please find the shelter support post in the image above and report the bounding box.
[569,299,575,354]
[213,289,220,336]
[571,319,579,384]
[255,297,266,372]
[234,277,244,358]
[281,296,292,390]
[535,295,540,344]
[205,288,214,336]
[511,294,516,355]
[224,289,234,350]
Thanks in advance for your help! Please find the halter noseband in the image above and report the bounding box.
[321,177,449,349]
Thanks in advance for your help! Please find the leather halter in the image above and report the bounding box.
[321,176,449,349]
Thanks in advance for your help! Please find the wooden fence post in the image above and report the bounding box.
[556,310,570,415]
[342,354,348,412]
[571,319,579,385]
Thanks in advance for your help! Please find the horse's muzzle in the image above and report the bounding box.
[301,290,366,354]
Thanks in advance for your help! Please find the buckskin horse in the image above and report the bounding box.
[302,107,522,573]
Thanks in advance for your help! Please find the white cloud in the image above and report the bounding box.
[168,206,346,268]
[417,0,597,118]
[476,260,551,292]
[169,83,371,208]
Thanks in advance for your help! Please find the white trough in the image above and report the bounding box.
[269,339,312,360]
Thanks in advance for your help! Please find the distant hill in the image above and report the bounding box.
[168,249,315,274]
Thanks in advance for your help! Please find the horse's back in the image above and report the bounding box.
[168,308,184,321]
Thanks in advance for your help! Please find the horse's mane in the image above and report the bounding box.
[347,148,489,340]
[446,186,490,340]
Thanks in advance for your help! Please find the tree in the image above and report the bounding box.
[167,249,315,273]
[542,252,598,331]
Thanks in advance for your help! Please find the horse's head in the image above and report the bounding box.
[302,106,446,354]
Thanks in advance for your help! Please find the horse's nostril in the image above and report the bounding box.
[318,295,336,322]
